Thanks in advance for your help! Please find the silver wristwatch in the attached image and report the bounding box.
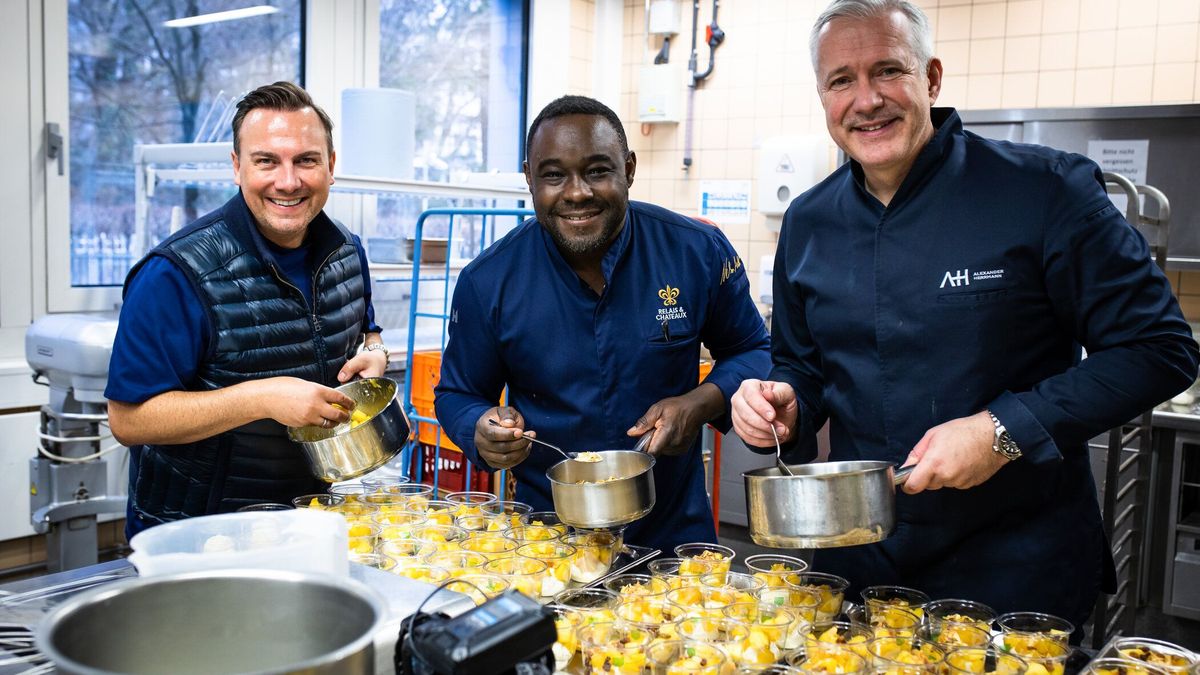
[364,342,389,360]
[987,410,1021,461]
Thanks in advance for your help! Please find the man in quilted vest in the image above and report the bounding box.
[105,82,388,537]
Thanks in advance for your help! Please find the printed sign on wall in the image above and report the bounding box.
[698,180,752,225]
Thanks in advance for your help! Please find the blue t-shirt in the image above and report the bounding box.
[434,201,772,552]
[105,230,381,404]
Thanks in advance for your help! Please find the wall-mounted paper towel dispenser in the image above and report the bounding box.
[756,135,831,218]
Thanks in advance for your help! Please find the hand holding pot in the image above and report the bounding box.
[261,376,357,429]
[901,411,1009,493]
[474,406,532,469]
[731,379,800,447]
[627,382,726,456]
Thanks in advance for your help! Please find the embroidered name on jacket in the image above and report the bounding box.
[940,268,1006,288]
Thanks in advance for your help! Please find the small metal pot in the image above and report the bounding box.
[546,450,655,529]
[37,569,385,675]
[744,460,913,548]
[288,376,412,482]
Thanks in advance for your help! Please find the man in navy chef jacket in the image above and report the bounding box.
[106,82,388,538]
[435,95,771,551]
[732,0,1200,635]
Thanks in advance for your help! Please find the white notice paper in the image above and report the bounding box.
[1087,139,1149,215]
[698,180,752,225]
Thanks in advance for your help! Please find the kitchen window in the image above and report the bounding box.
[367,0,527,253]
[43,0,303,311]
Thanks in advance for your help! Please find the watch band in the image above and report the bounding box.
[364,342,389,360]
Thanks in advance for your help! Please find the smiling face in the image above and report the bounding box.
[232,107,335,248]
[815,11,942,192]
[523,114,636,260]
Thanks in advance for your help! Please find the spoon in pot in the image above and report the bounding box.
[488,419,577,461]
[772,424,795,476]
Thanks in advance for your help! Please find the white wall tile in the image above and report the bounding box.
[1004,35,1041,71]
[1117,0,1159,28]
[969,37,1006,73]
[1001,72,1039,107]
[1155,24,1199,65]
[1114,26,1157,66]
[1111,65,1155,104]
[1036,70,1076,106]
[1076,30,1117,69]
[1159,0,1200,24]
[1074,68,1115,105]
[1039,33,1077,70]
[1152,62,1196,102]
[967,73,1005,108]
[972,3,1008,38]
[939,6,974,41]
[1005,0,1043,37]
[937,40,974,76]
[1041,0,1080,33]
[1079,0,1120,31]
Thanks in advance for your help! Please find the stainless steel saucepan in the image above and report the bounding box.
[744,461,914,548]
[546,439,656,529]
[288,376,412,482]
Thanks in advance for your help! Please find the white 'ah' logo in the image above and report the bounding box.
[940,269,970,288]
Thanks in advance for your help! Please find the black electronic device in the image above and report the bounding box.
[396,590,556,675]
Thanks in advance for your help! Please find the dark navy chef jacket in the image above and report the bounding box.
[769,107,1198,626]
[435,201,771,552]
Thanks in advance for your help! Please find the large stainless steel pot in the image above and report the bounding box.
[288,376,412,482]
[36,569,385,675]
[546,450,655,529]
[744,461,913,548]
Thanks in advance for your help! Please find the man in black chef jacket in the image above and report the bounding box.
[731,0,1199,637]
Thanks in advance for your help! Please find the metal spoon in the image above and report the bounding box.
[772,424,795,476]
[488,419,577,461]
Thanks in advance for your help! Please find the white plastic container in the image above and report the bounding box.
[128,510,349,578]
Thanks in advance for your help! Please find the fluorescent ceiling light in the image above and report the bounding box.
[163,5,280,28]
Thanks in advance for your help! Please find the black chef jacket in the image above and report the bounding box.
[770,107,1198,628]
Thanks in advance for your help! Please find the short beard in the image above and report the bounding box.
[544,214,623,256]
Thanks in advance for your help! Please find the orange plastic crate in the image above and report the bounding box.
[414,444,493,493]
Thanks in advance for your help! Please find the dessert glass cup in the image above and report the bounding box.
[645,639,728,674]
[481,499,533,528]
[789,572,850,621]
[788,641,868,674]
[866,635,946,675]
[674,542,736,583]
[649,557,714,590]
[1080,657,1170,675]
[378,539,436,569]
[348,551,396,572]
[445,572,510,605]
[945,647,1029,675]
[445,490,497,518]
[291,493,345,510]
[859,585,931,619]
[516,541,576,597]
[919,621,991,648]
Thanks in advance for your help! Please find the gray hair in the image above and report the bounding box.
[809,0,934,74]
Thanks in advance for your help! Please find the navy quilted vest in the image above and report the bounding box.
[127,193,366,524]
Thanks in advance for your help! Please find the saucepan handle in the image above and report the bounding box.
[632,430,655,453]
[893,464,916,486]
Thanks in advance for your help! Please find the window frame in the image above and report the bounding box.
[41,0,310,313]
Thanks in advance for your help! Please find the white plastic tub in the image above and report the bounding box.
[128,509,349,578]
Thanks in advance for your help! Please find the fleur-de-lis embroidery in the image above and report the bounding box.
[658,285,679,306]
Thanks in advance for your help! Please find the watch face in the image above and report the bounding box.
[998,433,1020,459]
